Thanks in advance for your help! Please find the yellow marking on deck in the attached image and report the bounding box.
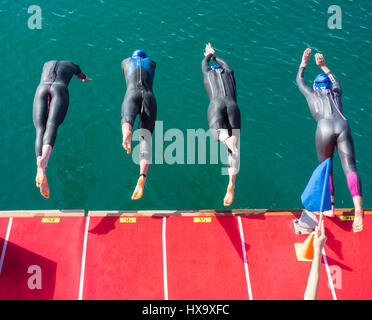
[193,217,212,223]
[340,215,354,221]
[41,217,60,223]
[120,217,137,223]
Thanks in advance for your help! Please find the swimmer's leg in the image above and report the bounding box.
[219,130,239,155]
[131,128,152,200]
[315,122,336,217]
[224,102,241,156]
[209,118,238,155]
[132,95,156,200]
[121,92,141,154]
[208,100,239,205]
[223,128,240,206]
[131,162,149,200]
[337,128,363,232]
[39,86,69,198]
[122,122,133,154]
[224,148,240,207]
[43,86,69,153]
[33,85,49,188]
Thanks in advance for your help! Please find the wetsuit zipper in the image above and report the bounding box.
[137,59,144,88]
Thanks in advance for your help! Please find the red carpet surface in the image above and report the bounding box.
[0,209,371,300]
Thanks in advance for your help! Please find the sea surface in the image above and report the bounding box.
[0,0,371,212]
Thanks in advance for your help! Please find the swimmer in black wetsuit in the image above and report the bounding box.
[33,60,91,198]
[297,48,364,232]
[121,50,157,200]
[202,43,241,206]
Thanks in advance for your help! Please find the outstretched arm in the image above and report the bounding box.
[73,63,91,82]
[202,53,213,73]
[304,219,327,300]
[202,42,215,73]
[296,48,313,97]
[81,76,92,82]
[203,42,233,71]
[315,53,341,95]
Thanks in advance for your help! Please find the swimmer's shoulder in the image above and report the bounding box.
[43,60,57,67]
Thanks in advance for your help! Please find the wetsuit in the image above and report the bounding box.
[296,67,362,197]
[121,56,157,161]
[202,53,241,140]
[33,60,87,157]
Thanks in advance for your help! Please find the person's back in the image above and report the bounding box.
[121,55,156,92]
[296,48,364,232]
[39,60,85,87]
[296,67,345,122]
[120,50,157,201]
[33,60,90,199]
[201,43,241,207]
[202,53,237,101]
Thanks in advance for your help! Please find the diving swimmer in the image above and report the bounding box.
[33,60,91,198]
[297,48,364,232]
[121,50,157,200]
[202,43,241,206]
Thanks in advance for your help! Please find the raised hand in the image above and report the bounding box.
[313,219,327,253]
[315,53,326,67]
[300,48,312,67]
[204,42,215,57]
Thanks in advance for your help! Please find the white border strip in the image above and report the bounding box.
[322,248,337,300]
[78,216,90,300]
[237,216,253,300]
[162,216,168,300]
[0,217,13,275]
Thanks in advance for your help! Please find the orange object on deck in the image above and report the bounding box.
[296,233,314,261]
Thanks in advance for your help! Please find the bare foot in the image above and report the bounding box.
[36,171,43,188]
[131,175,146,200]
[224,184,235,207]
[224,136,238,155]
[122,130,132,154]
[35,158,44,188]
[39,175,50,199]
[353,209,364,232]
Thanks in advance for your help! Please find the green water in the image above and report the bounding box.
[0,0,371,212]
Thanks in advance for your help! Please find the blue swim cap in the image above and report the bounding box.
[314,73,331,90]
[211,64,222,70]
[132,50,147,59]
